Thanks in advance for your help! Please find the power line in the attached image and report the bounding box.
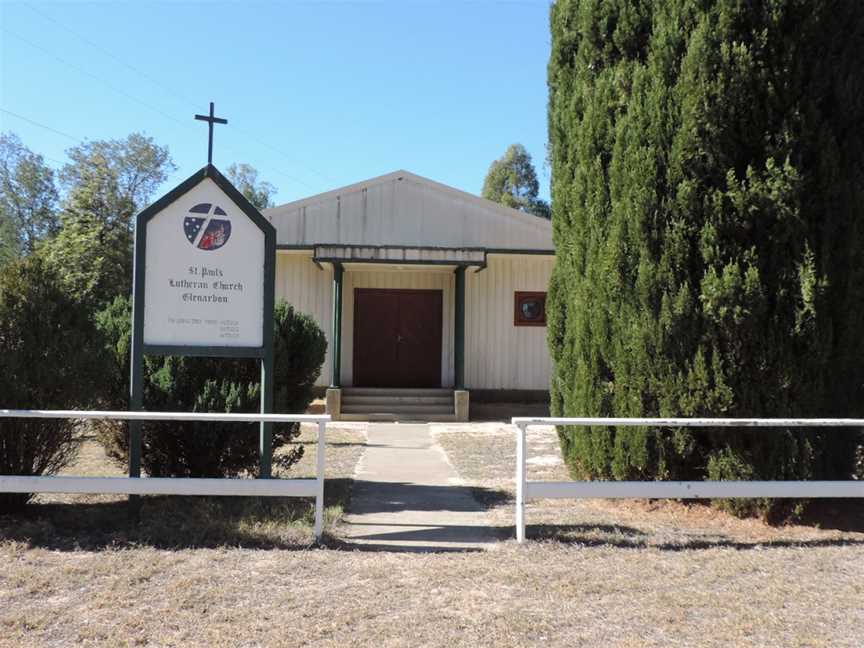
[0,107,205,188]
[3,27,190,131]
[24,3,201,112]
[0,107,81,142]
[1,104,313,195]
[230,124,336,184]
[0,107,182,177]
[0,106,184,190]
[2,28,317,191]
[23,4,338,185]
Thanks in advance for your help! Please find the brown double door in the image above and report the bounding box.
[353,288,443,388]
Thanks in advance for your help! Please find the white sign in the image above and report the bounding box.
[143,177,265,347]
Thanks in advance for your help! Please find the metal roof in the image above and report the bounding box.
[263,170,554,252]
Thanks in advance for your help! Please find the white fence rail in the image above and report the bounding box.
[0,409,331,540]
[512,417,864,543]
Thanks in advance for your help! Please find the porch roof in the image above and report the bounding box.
[311,244,485,267]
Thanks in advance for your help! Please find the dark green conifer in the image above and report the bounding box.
[547,0,864,515]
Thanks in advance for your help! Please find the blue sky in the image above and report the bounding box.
[0,1,552,205]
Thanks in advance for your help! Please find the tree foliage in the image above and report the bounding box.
[482,143,550,218]
[0,208,16,269]
[97,300,327,478]
[547,0,864,516]
[0,257,108,511]
[0,133,59,264]
[40,133,175,309]
[226,163,277,211]
[59,133,175,220]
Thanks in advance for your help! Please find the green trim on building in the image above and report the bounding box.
[454,266,466,389]
[314,257,482,268]
[330,263,344,388]
[275,243,555,256]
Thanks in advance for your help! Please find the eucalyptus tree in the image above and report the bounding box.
[0,133,59,263]
[227,162,277,211]
[482,144,550,218]
[41,133,175,309]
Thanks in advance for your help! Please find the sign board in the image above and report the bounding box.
[132,165,275,357]
[143,177,265,347]
[127,103,279,485]
[128,164,277,480]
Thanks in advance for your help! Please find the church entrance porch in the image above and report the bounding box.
[320,255,475,422]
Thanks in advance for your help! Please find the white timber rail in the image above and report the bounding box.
[512,417,864,543]
[0,409,331,540]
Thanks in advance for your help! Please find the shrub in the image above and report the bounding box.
[94,294,133,405]
[99,300,327,478]
[0,257,108,511]
[547,1,864,517]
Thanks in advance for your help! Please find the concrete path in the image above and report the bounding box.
[341,423,497,552]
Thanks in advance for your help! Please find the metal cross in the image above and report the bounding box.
[194,102,228,165]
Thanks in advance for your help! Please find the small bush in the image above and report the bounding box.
[98,300,327,478]
[0,257,108,511]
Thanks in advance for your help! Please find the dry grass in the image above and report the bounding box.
[2,420,863,647]
[1,541,861,647]
[0,423,367,550]
[431,422,864,546]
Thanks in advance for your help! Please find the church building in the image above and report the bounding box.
[263,170,554,421]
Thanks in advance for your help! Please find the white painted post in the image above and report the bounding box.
[516,421,527,543]
[314,420,326,541]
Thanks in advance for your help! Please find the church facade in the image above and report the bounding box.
[263,170,554,420]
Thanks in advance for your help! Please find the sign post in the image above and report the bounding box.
[128,162,277,491]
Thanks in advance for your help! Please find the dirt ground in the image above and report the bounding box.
[2,540,861,648]
[1,420,863,647]
[430,422,864,547]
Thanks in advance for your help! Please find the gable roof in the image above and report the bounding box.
[263,170,553,252]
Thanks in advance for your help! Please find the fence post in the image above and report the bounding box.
[314,420,326,541]
[516,421,527,542]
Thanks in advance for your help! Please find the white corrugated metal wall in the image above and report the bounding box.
[275,252,333,386]
[465,255,554,390]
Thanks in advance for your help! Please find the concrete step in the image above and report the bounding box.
[342,395,453,406]
[342,388,452,398]
[341,404,454,415]
[339,413,461,423]
[335,387,459,421]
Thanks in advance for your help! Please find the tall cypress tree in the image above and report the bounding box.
[547,0,864,515]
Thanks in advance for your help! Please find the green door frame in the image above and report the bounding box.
[454,266,466,389]
[330,262,343,388]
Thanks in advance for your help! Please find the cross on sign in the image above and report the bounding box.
[194,102,228,165]
[184,202,232,251]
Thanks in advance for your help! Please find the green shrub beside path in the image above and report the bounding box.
[97,299,327,478]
